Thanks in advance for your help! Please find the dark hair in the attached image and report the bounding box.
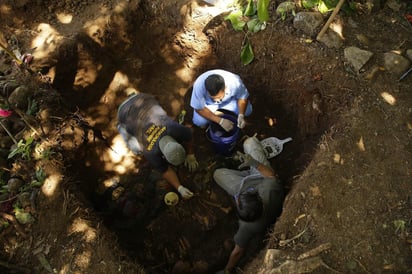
[235,188,263,222]
[205,74,225,96]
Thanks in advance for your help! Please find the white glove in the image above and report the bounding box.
[178,185,194,199]
[219,118,234,132]
[184,154,199,172]
[237,114,245,129]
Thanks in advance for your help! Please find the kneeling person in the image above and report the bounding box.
[117,93,198,199]
[213,136,285,272]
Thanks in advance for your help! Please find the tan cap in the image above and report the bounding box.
[159,135,186,166]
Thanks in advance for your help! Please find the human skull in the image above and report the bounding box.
[164,192,179,206]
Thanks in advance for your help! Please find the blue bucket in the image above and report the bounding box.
[207,112,240,156]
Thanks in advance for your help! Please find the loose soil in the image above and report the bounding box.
[0,0,411,273]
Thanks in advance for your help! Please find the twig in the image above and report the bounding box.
[320,261,343,273]
[354,258,370,273]
[0,42,23,65]
[0,194,18,204]
[316,0,346,41]
[297,243,332,260]
[279,215,310,246]
[0,120,18,145]
[13,108,44,137]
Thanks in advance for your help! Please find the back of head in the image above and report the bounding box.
[236,189,263,222]
[205,74,225,96]
[159,135,186,166]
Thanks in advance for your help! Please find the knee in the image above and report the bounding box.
[213,168,229,182]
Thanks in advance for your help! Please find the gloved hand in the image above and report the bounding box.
[178,185,194,199]
[184,154,199,172]
[238,152,260,169]
[219,117,234,132]
[237,114,246,129]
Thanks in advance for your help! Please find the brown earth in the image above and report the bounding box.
[0,0,411,273]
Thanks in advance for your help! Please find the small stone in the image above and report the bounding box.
[8,177,24,193]
[344,47,374,72]
[383,52,411,76]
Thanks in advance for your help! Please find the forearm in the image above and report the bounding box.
[196,108,221,124]
[162,166,181,190]
[237,99,248,115]
[255,162,276,177]
[225,244,244,272]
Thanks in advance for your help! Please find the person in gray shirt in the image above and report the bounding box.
[213,136,285,273]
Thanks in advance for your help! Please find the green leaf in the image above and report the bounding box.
[302,0,319,9]
[240,39,254,65]
[257,0,270,22]
[244,0,256,16]
[14,208,34,224]
[224,10,246,31]
[247,18,260,33]
[318,1,332,13]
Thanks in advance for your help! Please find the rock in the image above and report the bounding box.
[293,12,324,37]
[0,136,13,148]
[0,79,19,97]
[8,85,32,110]
[317,29,343,49]
[365,0,384,12]
[8,177,24,193]
[18,192,31,208]
[276,1,296,20]
[406,49,412,62]
[344,47,374,72]
[386,0,402,11]
[383,52,411,76]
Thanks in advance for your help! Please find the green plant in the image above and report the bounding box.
[26,97,39,116]
[301,0,355,14]
[8,137,34,160]
[31,168,46,188]
[393,219,406,235]
[225,0,270,65]
[34,144,55,160]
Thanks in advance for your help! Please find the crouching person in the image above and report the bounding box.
[213,136,285,273]
[117,92,198,199]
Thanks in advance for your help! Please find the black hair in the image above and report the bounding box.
[205,74,225,96]
[235,190,263,222]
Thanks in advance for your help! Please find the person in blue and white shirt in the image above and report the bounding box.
[190,69,253,132]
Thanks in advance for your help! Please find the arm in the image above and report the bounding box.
[237,98,248,115]
[255,162,276,177]
[195,108,222,124]
[238,153,276,177]
[225,244,245,273]
[162,166,194,199]
[162,166,181,191]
